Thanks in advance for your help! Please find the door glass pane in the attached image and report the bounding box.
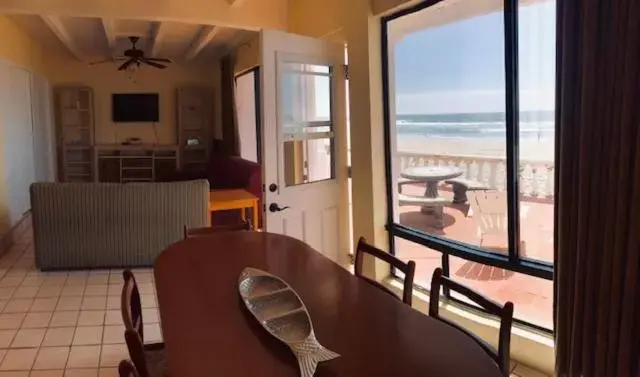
[518,0,555,263]
[235,70,260,163]
[281,62,334,186]
[387,0,508,253]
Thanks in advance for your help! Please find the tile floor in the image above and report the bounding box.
[0,220,161,376]
[0,218,550,377]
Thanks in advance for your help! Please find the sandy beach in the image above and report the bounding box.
[397,135,555,162]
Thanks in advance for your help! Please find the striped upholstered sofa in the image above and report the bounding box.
[30,180,209,270]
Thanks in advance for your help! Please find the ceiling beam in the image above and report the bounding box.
[41,15,84,61]
[184,25,220,60]
[101,18,117,57]
[0,0,287,31]
[147,22,167,57]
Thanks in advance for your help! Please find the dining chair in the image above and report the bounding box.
[355,237,416,306]
[121,270,167,377]
[118,359,140,377]
[183,220,252,238]
[429,267,514,377]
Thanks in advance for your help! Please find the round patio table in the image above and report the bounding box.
[401,166,464,198]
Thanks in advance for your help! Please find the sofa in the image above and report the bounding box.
[175,154,262,226]
[30,180,209,270]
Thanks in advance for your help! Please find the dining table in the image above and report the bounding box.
[154,231,502,377]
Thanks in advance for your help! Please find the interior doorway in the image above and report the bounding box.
[234,67,261,163]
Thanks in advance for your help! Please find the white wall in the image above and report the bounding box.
[49,59,219,145]
[0,60,55,228]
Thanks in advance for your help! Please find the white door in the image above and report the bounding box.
[261,30,349,265]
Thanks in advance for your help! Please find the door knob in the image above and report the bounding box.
[269,203,290,213]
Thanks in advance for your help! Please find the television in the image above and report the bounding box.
[112,93,159,122]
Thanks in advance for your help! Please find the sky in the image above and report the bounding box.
[392,1,556,115]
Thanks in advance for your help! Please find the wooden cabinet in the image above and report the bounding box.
[95,145,179,183]
[54,86,95,182]
[176,87,214,173]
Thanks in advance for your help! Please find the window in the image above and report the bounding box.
[235,68,261,163]
[382,0,555,331]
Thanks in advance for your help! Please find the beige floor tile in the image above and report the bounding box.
[41,277,67,287]
[512,364,551,377]
[0,330,16,348]
[32,347,69,370]
[0,314,25,330]
[141,309,159,324]
[21,312,52,329]
[30,299,58,313]
[72,327,103,346]
[139,295,156,309]
[18,278,42,289]
[142,323,162,344]
[41,328,75,347]
[63,369,97,377]
[0,302,7,313]
[98,344,127,367]
[88,271,109,277]
[82,287,106,298]
[67,272,89,278]
[85,276,108,286]
[2,300,32,314]
[64,277,87,287]
[101,312,120,328]
[55,298,82,312]
[136,284,154,296]
[132,274,153,284]
[49,312,79,328]
[105,286,120,298]
[30,370,64,377]
[9,288,37,300]
[36,287,62,299]
[0,371,29,376]
[97,368,117,377]
[104,299,118,312]
[99,326,123,345]
[0,348,37,370]
[0,289,14,301]
[77,312,104,327]
[0,278,24,288]
[60,286,84,298]
[10,328,45,348]
[80,298,105,312]
[66,346,101,369]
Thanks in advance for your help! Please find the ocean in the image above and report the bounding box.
[396,110,555,140]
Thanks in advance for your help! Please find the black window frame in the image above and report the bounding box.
[381,0,555,333]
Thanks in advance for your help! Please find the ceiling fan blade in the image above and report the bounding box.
[88,59,112,66]
[141,59,167,69]
[145,58,172,63]
[118,59,136,71]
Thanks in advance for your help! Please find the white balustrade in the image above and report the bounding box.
[397,152,555,200]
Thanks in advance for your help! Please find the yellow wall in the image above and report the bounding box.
[49,58,219,145]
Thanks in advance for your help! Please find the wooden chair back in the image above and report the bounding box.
[355,237,416,306]
[429,268,514,377]
[183,221,252,239]
[118,359,141,377]
[121,270,144,343]
[124,329,150,377]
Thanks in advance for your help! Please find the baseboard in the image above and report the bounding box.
[0,212,31,258]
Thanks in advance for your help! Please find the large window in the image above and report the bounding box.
[382,0,555,330]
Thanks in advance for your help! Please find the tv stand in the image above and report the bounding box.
[94,144,179,183]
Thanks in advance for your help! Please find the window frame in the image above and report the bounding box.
[235,67,262,164]
[380,0,555,332]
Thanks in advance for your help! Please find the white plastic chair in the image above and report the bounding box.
[467,190,509,252]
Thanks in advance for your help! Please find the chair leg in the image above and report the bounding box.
[452,183,468,204]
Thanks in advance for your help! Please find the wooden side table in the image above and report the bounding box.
[208,189,260,230]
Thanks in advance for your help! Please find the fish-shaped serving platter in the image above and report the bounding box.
[238,268,340,377]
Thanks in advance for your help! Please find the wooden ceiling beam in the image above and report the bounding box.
[185,25,221,60]
[41,15,85,61]
[147,22,167,57]
[101,18,117,57]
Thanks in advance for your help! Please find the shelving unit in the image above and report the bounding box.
[176,87,214,173]
[95,145,179,183]
[54,87,95,182]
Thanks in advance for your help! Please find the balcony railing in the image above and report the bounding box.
[397,152,555,200]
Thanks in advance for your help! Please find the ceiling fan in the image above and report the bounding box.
[90,36,172,71]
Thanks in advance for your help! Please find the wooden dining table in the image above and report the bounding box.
[154,232,502,377]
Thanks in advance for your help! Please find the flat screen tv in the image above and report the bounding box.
[112,93,159,122]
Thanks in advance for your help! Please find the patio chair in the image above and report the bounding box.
[467,190,526,254]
